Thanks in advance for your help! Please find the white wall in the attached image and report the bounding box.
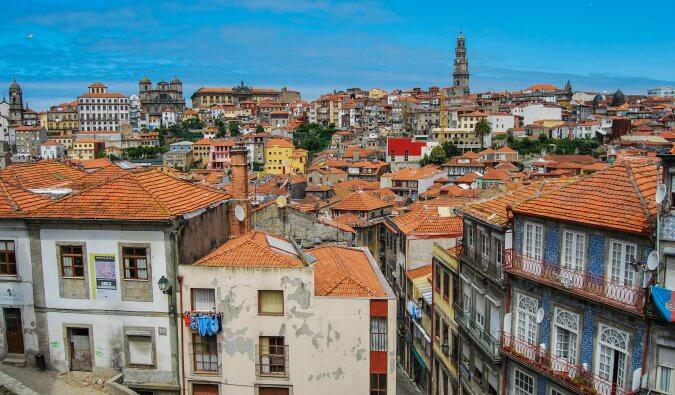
[511,104,561,126]
[179,265,397,394]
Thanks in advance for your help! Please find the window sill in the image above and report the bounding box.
[194,370,219,376]
[127,364,156,370]
[123,278,150,282]
[0,275,20,282]
[61,276,86,280]
[258,313,285,317]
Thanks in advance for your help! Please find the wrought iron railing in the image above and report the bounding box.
[500,333,635,395]
[504,251,645,315]
[457,242,504,284]
[455,305,500,361]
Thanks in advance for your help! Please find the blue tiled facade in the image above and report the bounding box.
[544,226,560,265]
[507,214,652,393]
[587,234,605,277]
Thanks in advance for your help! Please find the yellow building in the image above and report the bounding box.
[192,138,213,167]
[264,138,299,175]
[69,139,104,161]
[368,88,388,100]
[289,148,308,173]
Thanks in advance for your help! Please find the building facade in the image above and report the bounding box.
[77,83,130,132]
[138,77,185,118]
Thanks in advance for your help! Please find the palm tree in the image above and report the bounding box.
[474,118,491,148]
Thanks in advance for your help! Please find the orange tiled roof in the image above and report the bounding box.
[406,264,432,280]
[65,164,128,191]
[266,138,294,149]
[194,231,303,268]
[388,165,442,181]
[391,205,463,236]
[311,246,386,297]
[0,161,85,189]
[0,181,51,217]
[331,190,392,212]
[512,159,659,234]
[26,169,230,221]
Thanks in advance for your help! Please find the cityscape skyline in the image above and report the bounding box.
[2,0,674,110]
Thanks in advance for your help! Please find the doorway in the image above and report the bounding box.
[68,327,92,371]
[3,308,24,354]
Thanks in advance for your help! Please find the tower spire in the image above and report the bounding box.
[451,32,469,96]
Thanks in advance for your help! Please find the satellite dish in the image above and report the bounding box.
[276,195,288,208]
[656,184,667,204]
[536,308,545,324]
[234,205,246,222]
[647,250,659,271]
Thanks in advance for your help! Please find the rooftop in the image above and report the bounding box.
[311,246,386,297]
[194,231,303,268]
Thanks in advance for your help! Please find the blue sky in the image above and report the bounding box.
[1,0,674,110]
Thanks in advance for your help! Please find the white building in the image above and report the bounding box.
[511,103,562,126]
[78,83,130,132]
[486,113,515,134]
[0,162,232,394]
[647,86,674,97]
[161,110,178,127]
[129,94,141,132]
[0,101,10,143]
[178,231,397,395]
[40,140,66,159]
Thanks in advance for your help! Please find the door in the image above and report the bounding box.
[68,327,92,371]
[193,383,219,395]
[4,308,24,354]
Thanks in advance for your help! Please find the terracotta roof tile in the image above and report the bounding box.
[406,264,432,280]
[331,190,392,212]
[194,231,303,268]
[513,159,659,234]
[0,161,85,189]
[0,181,51,217]
[311,246,386,297]
[391,205,463,236]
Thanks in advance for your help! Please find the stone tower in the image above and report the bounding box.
[451,32,470,96]
[8,78,24,125]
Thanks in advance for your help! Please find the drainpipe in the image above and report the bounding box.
[178,274,186,395]
[430,261,435,395]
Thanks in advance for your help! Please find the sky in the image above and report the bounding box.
[1,0,674,110]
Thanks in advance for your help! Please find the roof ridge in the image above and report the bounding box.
[320,246,373,295]
[126,170,175,216]
[623,161,653,223]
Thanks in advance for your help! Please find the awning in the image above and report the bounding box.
[412,276,433,306]
[651,286,675,322]
[411,345,428,370]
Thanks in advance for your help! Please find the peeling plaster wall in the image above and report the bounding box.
[0,223,39,361]
[407,237,457,271]
[179,265,397,394]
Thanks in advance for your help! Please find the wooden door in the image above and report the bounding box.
[4,308,24,354]
[68,327,92,371]
[192,383,219,395]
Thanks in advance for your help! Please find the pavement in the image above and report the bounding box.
[0,364,108,395]
[397,364,423,395]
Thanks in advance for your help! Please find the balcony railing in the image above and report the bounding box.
[457,243,504,284]
[505,251,645,315]
[255,344,289,378]
[454,305,500,362]
[501,333,635,395]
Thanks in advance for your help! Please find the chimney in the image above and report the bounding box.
[228,148,251,237]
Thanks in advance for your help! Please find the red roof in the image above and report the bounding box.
[387,138,427,157]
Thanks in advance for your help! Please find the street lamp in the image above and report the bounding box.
[157,275,172,295]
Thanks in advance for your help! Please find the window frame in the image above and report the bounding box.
[0,240,17,275]
[122,246,149,280]
[514,368,535,395]
[370,372,387,395]
[59,244,85,278]
[192,333,219,374]
[258,290,284,316]
[561,230,586,272]
[552,307,580,364]
[370,316,387,352]
[191,288,216,312]
[523,221,544,261]
[125,328,156,368]
[259,336,287,377]
[607,239,638,287]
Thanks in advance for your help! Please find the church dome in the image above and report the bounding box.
[139,76,151,84]
[611,89,625,106]
[171,76,182,84]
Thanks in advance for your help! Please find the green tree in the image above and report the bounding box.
[428,145,447,165]
[229,121,240,137]
[293,123,336,157]
[441,141,460,158]
[215,120,227,138]
[419,153,430,166]
[474,118,491,148]
[256,125,265,133]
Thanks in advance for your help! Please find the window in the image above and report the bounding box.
[442,269,450,301]
[60,245,84,277]
[523,222,543,260]
[516,294,538,345]
[259,336,286,376]
[192,289,216,312]
[596,324,629,388]
[657,365,674,394]
[0,241,17,275]
[552,308,579,364]
[609,240,637,287]
[495,238,503,267]
[193,334,218,373]
[481,232,489,258]
[370,373,387,395]
[370,317,387,351]
[514,368,535,395]
[122,247,148,279]
[466,223,475,249]
[562,230,585,271]
[434,263,442,290]
[259,290,284,315]
[475,293,486,328]
[127,335,153,366]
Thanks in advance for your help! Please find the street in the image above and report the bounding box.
[397,364,423,395]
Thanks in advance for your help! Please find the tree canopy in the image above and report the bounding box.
[293,123,336,157]
[507,135,601,156]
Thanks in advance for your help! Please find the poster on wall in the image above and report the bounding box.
[90,254,117,299]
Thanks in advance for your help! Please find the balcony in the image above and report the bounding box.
[456,243,504,285]
[454,305,500,362]
[500,333,636,395]
[505,251,645,315]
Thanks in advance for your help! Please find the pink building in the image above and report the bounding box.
[208,139,236,170]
